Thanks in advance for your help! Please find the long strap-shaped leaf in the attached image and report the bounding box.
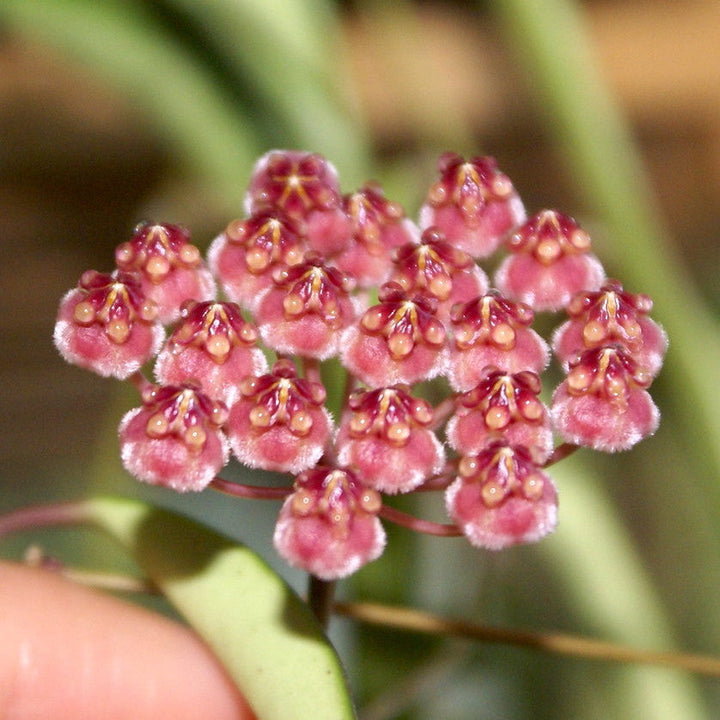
[85,495,356,720]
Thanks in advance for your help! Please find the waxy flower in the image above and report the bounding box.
[341,283,447,387]
[336,385,445,494]
[334,182,418,287]
[447,292,549,391]
[226,360,332,473]
[389,226,489,322]
[553,280,668,377]
[208,210,306,311]
[445,443,558,550]
[154,300,267,407]
[446,368,553,459]
[54,270,164,379]
[245,150,351,255]
[274,466,386,580]
[551,345,659,452]
[255,254,358,360]
[53,148,668,578]
[419,153,526,258]
[119,382,229,492]
[494,210,605,311]
[114,222,216,323]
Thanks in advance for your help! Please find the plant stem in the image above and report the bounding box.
[308,574,337,630]
[210,476,293,500]
[379,504,462,537]
[334,600,720,678]
[0,500,91,538]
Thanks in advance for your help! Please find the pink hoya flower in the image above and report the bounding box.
[551,345,659,452]
[114,222,216,324]
[51,149,669,578]
[446,368,553,460]
[389,226,489,323]
[255,254,358,360]
[245,150,351,255]
[333,182,418,287]
[340,282,447,388]
[226,359,332,474]
[419,153,526,258]
[207,210,306,311]
[552,280,668,377]
[54,269,164,379]
[445,443,558,550]
[118,382,229,492]
[273,466,386,580]
[494,210,605,311]
[154,300,268,407]
[447,292,549,392]
[336,385,445,494]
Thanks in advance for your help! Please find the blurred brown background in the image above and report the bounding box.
[1,0,718,495]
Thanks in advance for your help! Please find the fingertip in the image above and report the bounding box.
[0,561,256,720]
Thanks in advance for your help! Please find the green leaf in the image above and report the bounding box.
[85,495,356,720]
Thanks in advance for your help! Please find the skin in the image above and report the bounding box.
[0,561,256,720]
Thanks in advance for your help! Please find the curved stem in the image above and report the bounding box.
[334,600,720,678]
[379,505,462,537]
[429,396,456,432]
[543,442,579,468]
[128,370,153,396]
[209,476,292,500]
[0,500,92,539]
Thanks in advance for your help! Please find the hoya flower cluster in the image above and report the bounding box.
[54,150,667,580]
